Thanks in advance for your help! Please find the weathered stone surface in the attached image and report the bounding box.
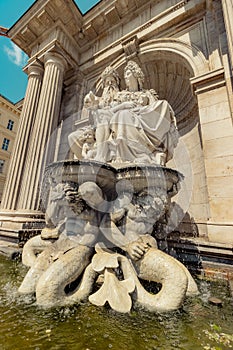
[0,0,232,262]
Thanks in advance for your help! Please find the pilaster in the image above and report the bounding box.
[191,68,233,244]
[221,0,233,69]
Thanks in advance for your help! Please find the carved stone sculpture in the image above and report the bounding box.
[68,60,179,166]
[18,61,198,313]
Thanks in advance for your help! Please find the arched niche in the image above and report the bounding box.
[137,44,209,237]
[64,38,210,238]
[101,42,210,238]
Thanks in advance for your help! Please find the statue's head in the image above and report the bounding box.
[82,127,96,143]
[124,60,144,90]
[100,66,120,89]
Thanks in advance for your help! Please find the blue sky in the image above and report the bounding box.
[0,0,100,104]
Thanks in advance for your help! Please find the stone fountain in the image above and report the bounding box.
[18,60,199,313]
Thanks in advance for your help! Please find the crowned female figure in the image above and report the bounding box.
[108,60,179,165]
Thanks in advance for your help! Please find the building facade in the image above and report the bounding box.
[0,95,21,203]
[0,0,232,255]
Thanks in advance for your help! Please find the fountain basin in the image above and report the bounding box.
[42,160,183,205]
[1,254,233,350]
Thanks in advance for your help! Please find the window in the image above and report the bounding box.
[0,160,5,173]
[2,138,10,151]
[7,120,14,131]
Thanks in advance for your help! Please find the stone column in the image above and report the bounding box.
[1,61,44,210]
[17,51,67,211]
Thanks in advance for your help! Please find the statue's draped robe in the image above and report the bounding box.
[95,99,178,163]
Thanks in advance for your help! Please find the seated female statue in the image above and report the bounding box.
[107,60,179,165]
[69,60,179,166]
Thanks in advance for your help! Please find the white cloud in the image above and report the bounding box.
[4,42,27,67]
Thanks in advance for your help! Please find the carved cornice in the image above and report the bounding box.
[79,0,207,71]
[0,96,21,115]
[7,0,207,70]
[25,25,80,70]
[190,67,226,94]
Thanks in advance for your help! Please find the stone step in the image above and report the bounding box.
[0,227,42,247]
[166,237,233,272]
[0,239,22,260]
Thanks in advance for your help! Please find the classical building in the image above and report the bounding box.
[0,94,21,203]
[0,0,232,262]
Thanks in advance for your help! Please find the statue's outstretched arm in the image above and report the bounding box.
[111,101,136,113]
[100,214,129,249]
[100,215,150,261]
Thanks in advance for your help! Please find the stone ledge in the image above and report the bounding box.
[0,240,22,260]
[201,261,233,280]
[166,236,233,273]
[190,67,225,94]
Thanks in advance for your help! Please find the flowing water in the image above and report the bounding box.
[0,254,233,350]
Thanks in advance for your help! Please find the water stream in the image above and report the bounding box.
[0,255,232,350]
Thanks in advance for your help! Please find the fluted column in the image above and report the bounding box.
[1,61,44,210]
[17,51,67,211]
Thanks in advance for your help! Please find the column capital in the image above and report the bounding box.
[24,59,44,78]
[44,51,68,73]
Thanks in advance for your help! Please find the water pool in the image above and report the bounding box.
[0,255,232,350]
